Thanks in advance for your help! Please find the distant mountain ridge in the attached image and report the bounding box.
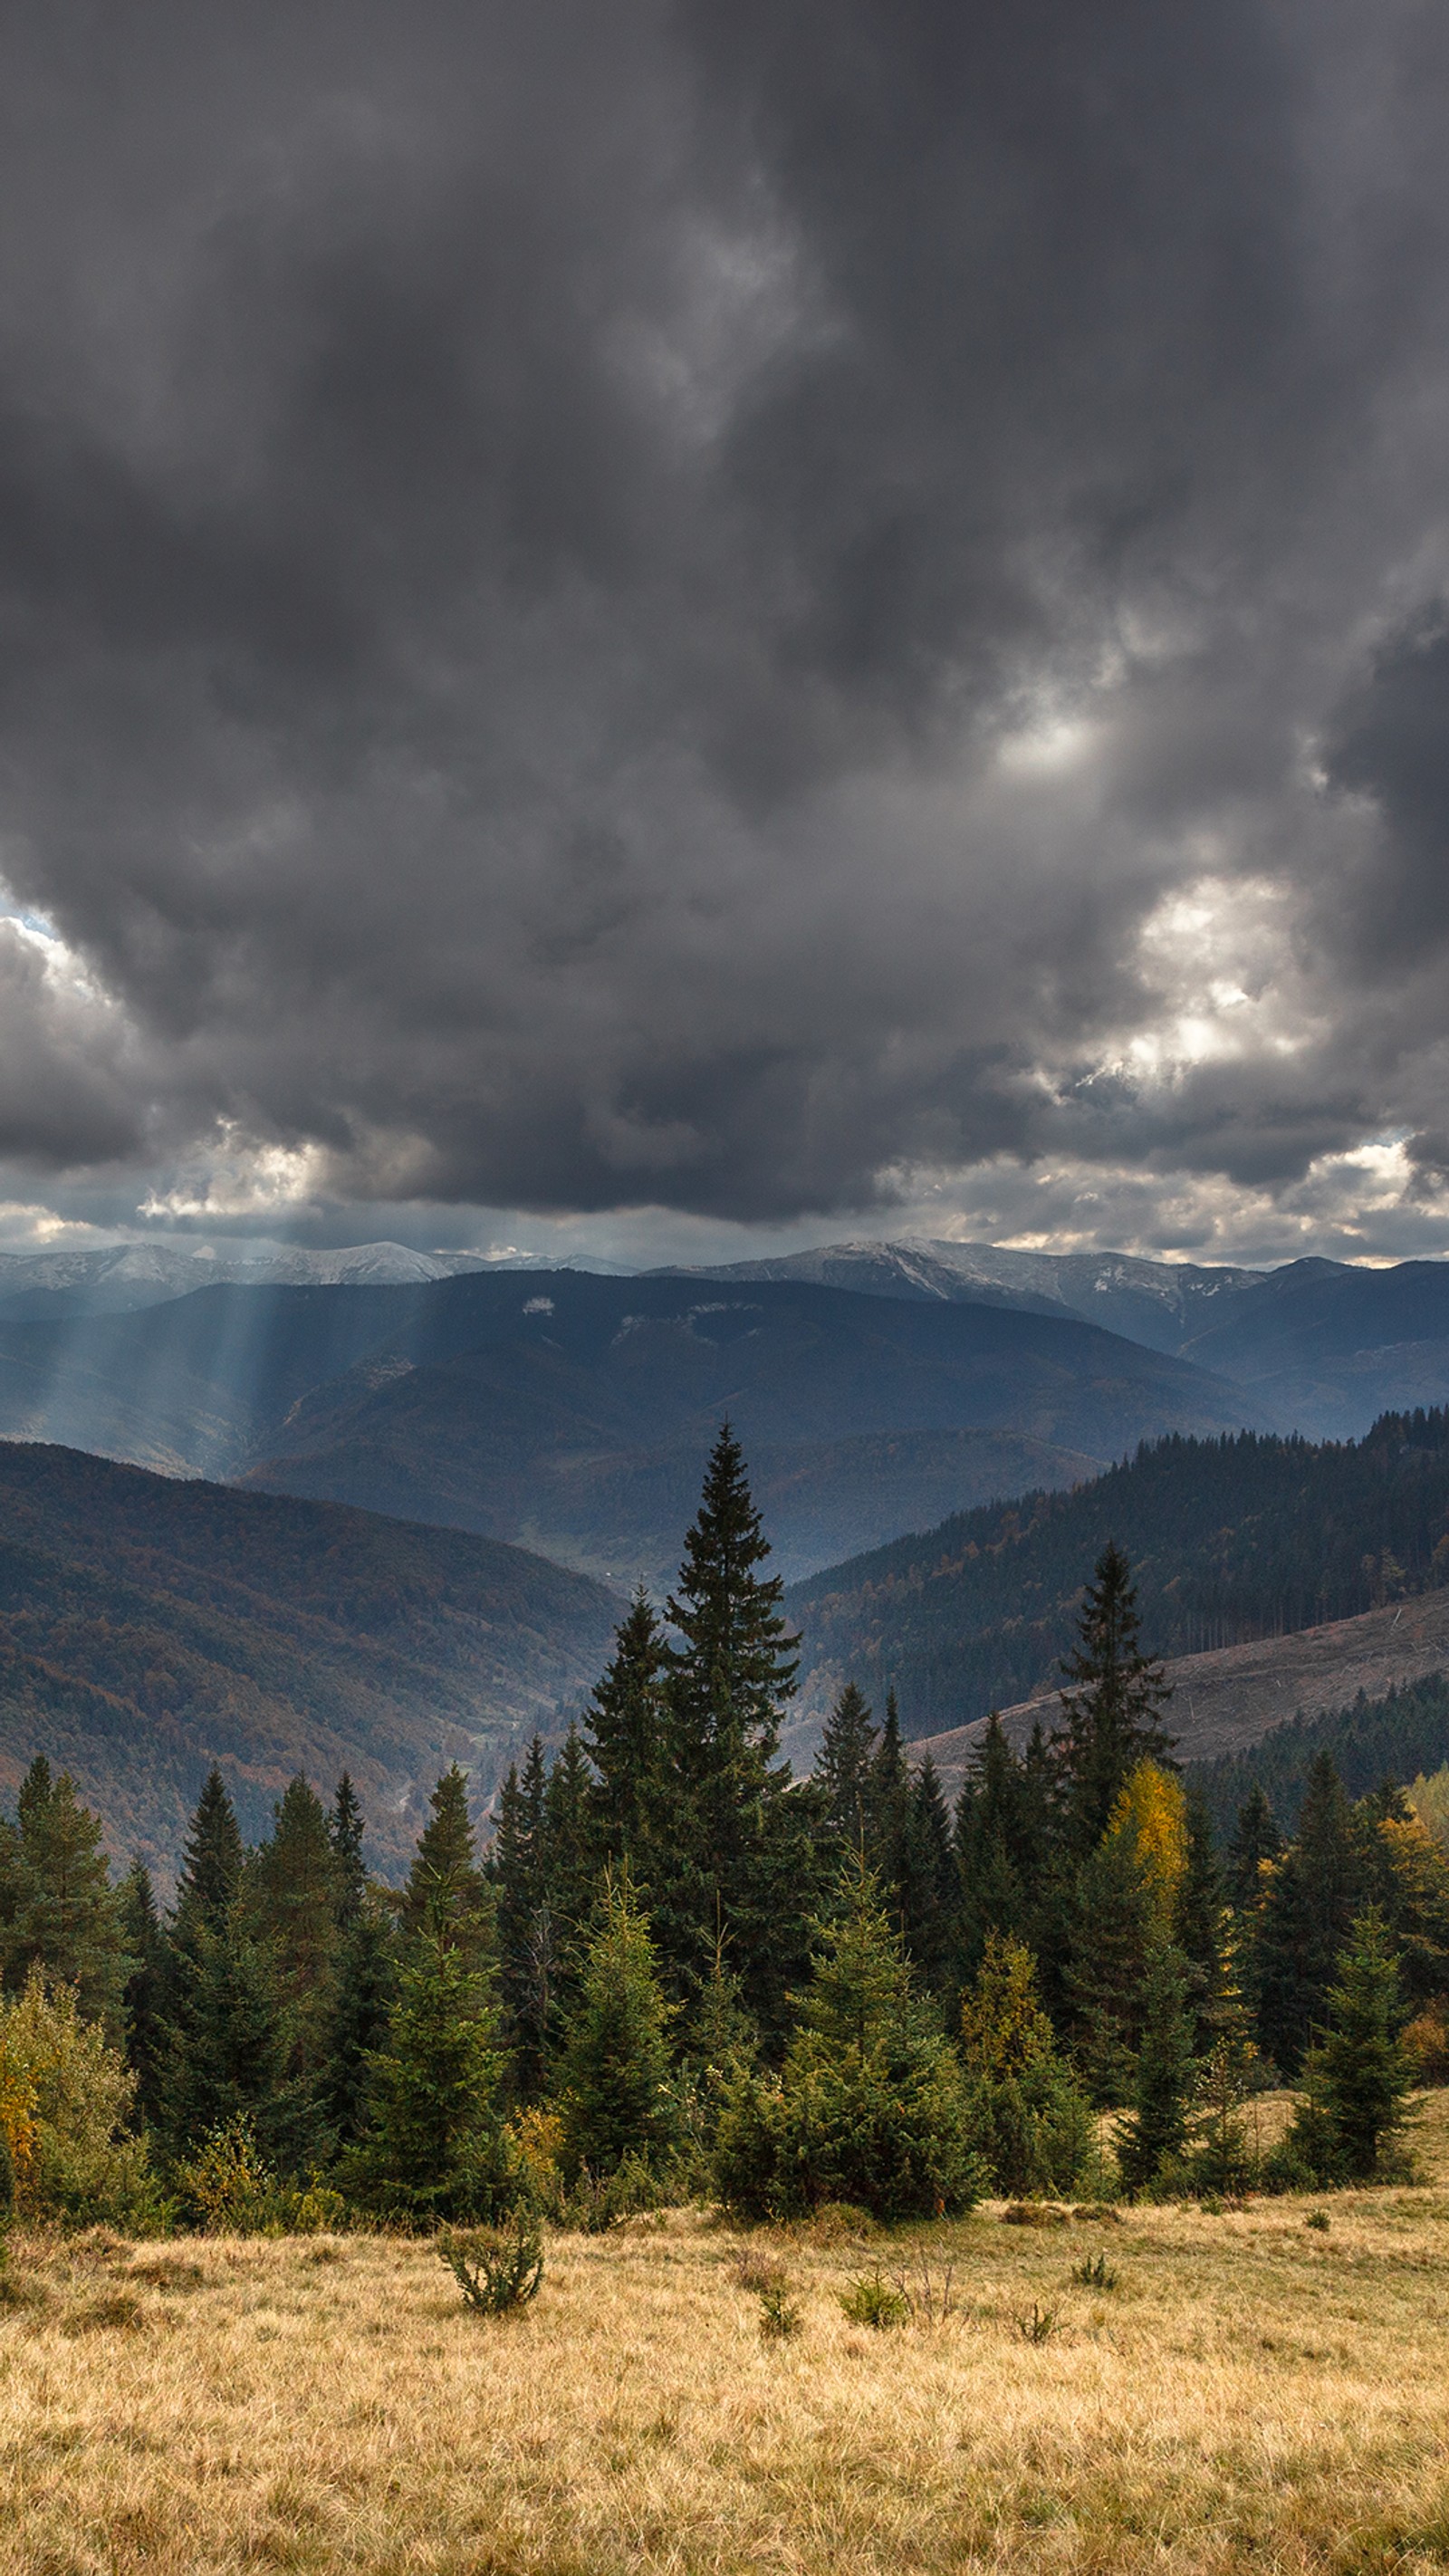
[0,1439,619,1879]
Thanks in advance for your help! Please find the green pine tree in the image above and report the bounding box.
[246,1776,341,2075]
[402,1767,491,1963]
[491,1739,553,2098]
[657,1427,822,2029]
[158,1909,305,2167]
[1052,1544,1176,1856]
[170,1770,246,1948]
[1287,1909,1415,2184]
[712,1860,984,2221]
[815,1682,878,1856]
[1062,1814,1156,2106]
[346,1925,516,2223]
[1228,1784,1283,1913]
[897,1755,956,1992]
[556,1870,677,2179]
[118,1859,168,2127]
[583,1591,670,1881]
[1,1757,124,2026]
[320,1891,399,2151]
[1255,1753,1372,2074]
[1115,1942,1196,2196]
[328,1774,369,1929]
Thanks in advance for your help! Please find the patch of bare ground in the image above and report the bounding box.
[5,2099,1449,2573]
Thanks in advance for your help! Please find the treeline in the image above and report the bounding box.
[792,1408,1449,1733]
[1191,1674,1449,1841]
[0,1429,1437,2231]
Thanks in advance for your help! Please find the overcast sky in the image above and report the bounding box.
[2,0,1449,1271]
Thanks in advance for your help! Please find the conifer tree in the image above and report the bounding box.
[556,1870,677,2179]
[1052,1544,1176,1855]
[541,1725,598,1967]
[866,1689,911,1895]
[1115,1942,1196,2196]
[1,1758,124,2024]
[492,1739,553,2097]
[657,1426,822,2026]
[328,1775,369,1929]
[158,1911,304,2166]
[1062,1809,1156,2104]
[321,1891,399,2151]
[402,1767,491,1962]
[1287,1909,1415,2183]
[346,1924,515,2223]
[118,1860,168,2126]
[1228,1784,1283,1912]
[583,1591,670,1879]
[1254,1752,1372,2072]
[958,1932,1096,2196]
[170,1771,245,1949]
[955,1714,1037,1970]
[247,1776,341,2072]
[897,1757,956,1992]
[712,1860,982,2220]
[816,1682,878,1855]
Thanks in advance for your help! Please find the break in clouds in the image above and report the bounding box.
[3,0,1449,1263]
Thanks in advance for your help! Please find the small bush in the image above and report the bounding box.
[838,2267,911,2329]
[1071,2251,1118,2290]
[562,2150,662,2234]
[175,2115,283,2235]
[1017,2302,1058,2344]
[1304,2209,1331,2232]
[758,2280,802,2341]
[437,2216,544,2315]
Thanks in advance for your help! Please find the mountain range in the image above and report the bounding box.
[0,1272,1256,1589]
[0,1440,619,1879]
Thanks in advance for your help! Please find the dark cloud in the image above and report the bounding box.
[0,0,1447,1238]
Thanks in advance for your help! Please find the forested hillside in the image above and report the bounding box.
[1190,1673,1449,1838]
[0,1441,619,1875]
[790,1408,1449,1736]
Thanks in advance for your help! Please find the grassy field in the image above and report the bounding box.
[6,2100,1449,2575]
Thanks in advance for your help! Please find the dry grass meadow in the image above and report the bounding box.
[7,2097,1449,2575]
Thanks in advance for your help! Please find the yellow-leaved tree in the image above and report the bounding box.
[0,1974,158,2226]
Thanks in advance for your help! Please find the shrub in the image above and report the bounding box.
[437,2216,544,2316]
[175,2114,283,2234]
[1017,2302,1058,2343]
[1403,2001,1449,2085]
[0,1974,159,2228]
[1071,2252,1118,2289]
[838,2268,910,2329]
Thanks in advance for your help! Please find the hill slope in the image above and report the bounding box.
[0,1272,1258,1587]
[785,1408,1449,1741]
[0,1442,619,1879]
[887,1591,1449,1799]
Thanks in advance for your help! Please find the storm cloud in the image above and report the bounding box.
[2,0,1449,1254]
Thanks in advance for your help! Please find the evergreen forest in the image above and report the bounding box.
[0,1428,1438,2235]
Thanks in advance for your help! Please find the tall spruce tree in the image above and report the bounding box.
[867,1690,912,1898]
[321,1889,398,2152]
[1115,1942,1197,2196]
[816,1683,878,1856]
[118,1860,168,2126]
[170,1770,245,1948]
[158,1770,306,2166]
[1300,1910,1415,2181]
[556,1870,677,2179]
[1052,1544,1176,1854]
[491,1739,554,2096]
[658,1427,822,2028]
[583,1592,670,1880]
[1228,1784,1284,1912]
[328,1775,369,1929]
[247,1776,341,2076]
[897,1757,956,1993]
[0,1759,123,2025]
[1254,1753,1372,2073]
[346,1923,515,2223]
[402,1767,491,1961]
[542,1725,599,1965]
[955,1714,1042,1971]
